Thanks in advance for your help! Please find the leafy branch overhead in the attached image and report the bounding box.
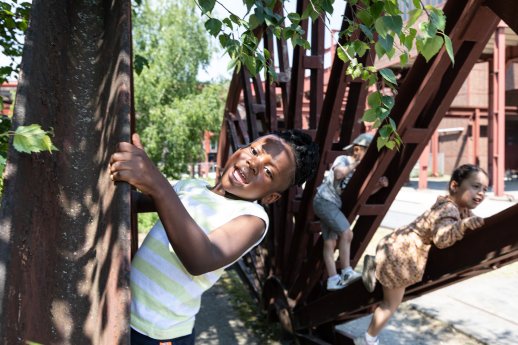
[197,0,454,150]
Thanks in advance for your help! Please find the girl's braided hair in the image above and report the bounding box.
[273,129,319,186]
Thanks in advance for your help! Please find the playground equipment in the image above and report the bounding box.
[0,0,517,344]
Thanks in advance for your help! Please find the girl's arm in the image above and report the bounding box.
[110,134,265,275]
[432,204,484,249]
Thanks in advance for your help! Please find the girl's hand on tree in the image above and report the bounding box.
[109,133,166,196]
[461,216,485,231]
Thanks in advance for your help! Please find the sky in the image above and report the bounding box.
[1,0,346,82]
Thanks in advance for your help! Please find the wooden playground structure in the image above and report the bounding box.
[0,0,517,344]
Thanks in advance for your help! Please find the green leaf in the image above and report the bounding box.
[381,95,395,109]
[134,54,149,75]
[244,0,255,11]
[399,52,408,65]
[264,48,271,60]
[430,8,446,31]
[377,136,388,150]
[205,18,222,37]
[443,34,454,65]
[420,20,437,38]
[198,0,216,14]
[352,41,369,57]
[406,8,422,28]
[369,1,384,18]
[359,24,374,41]
[419,35,443,62]
[379,68,397,85]
[384,1,401,15]
[404,28,417,50]
[379,124,393,137]
[356,8,374,27]
[229,14,241,25]
[13,124,58,154]
[248,14,262,30]
[352,66,362,79]
[219,33,230,46]
[337,46,349,62]
[288,12,300,24]
[374,17,388,38]
[385,140,396,149]
[367,91,382,107]
[321,0,334,14]
[389,118,397,131]
[378,34,394,54]
[374,41,385,58]
[301,4,319,21]
[382,15,403,35]
[362,108,379,122]
[222,18,233,29]
[242,55,258,75]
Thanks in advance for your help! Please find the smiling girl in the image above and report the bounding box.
[356,164,489,345]
[110,130,318,345]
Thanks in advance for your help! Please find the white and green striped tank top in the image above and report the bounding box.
[130,179,269,339]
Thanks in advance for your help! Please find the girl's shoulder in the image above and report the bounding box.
[431,195,461,216]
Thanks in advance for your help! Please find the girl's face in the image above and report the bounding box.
[450,171,489,209]
[218,135,296,204]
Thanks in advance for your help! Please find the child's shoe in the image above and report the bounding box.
[354,333,379,345]
[326,275,346,291]
[362,255,377,292]
[341,267,361,286]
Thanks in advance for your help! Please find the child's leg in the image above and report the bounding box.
[323,238,338,277]
[338,228,353,269]
[366,286,405,337]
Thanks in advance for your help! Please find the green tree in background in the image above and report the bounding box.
[139,83,226,178]
[133,0,211,115]
[0,0,29,82]
[133,0,225,179]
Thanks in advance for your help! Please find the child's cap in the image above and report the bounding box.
[343,133,374,151]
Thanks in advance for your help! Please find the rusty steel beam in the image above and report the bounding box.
[485,0,518,34]
[309,17,325,129]
[0,0,133,344]
[292,202,518,330]
[286,0,310,130]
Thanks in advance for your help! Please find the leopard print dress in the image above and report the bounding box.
[375,195,472,289]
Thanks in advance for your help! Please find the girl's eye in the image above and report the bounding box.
[251,147,258,155]
[265,167,272,178]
